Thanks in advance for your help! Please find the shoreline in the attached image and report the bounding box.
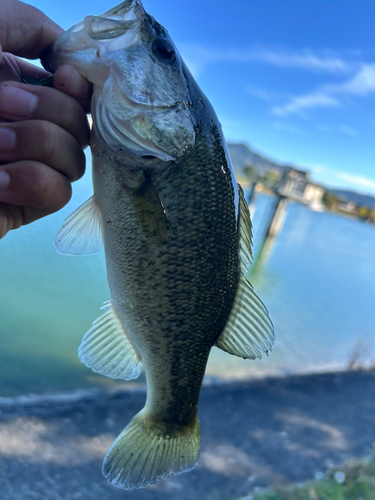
[0,365,373,408]
[0,369,374,499]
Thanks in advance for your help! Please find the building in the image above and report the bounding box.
[278,168,325,210]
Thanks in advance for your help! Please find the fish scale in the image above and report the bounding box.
[93,129,238,427]
[41,0,274,489]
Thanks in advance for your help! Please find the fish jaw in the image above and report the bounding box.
[41,0,196,161]
[41,1,144,84]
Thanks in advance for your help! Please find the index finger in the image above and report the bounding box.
[0,0,63,59]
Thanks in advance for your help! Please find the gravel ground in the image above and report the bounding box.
[0,370,374,500]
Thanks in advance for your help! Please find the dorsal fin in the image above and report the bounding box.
[215,184,275,359]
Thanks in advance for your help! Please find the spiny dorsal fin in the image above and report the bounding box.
[79,301,142,380]
[55,196,103,255]
[215,184,275,359]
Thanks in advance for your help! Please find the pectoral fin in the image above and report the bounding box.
[55,196,103,255]
[132,178,167,245]
[215,185,274,359]
[79,301,142,380]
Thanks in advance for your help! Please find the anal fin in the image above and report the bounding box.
[215,275,274,359]
[79,301,142,380]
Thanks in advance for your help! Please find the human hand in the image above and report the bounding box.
[0,0,92,239]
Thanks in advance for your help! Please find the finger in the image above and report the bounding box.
[7,53,52,79]
[0,160,72,232]
[53,65,92,113]
[0,0,63,58]
[0,51,52,97]
[0,201,23,238]
[0,52,24,82]
[0,121,86,182]
[0,53,52,83]
[0,81,90,147]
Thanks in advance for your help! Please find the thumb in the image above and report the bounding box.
[0,0,63,59]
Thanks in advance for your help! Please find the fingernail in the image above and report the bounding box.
[0,170,10,192]
[0,85,38,117]
[0,127,16,153]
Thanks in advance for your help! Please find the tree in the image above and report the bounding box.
[323,190,339,209]
[368,210,375,223]
[359,206,369,219]
[243,165,255,181]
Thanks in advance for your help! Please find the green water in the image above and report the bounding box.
[1,163,374,396]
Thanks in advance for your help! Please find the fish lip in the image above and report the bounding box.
[41,2,146,74]
[100,0,144,19]
[40,32,93,73]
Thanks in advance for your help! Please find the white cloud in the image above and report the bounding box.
[317,125,360,137]
[273,92,340,116]
[302,163,375,195]
[339,126,359,137]
[272,63,375,116]
[249,49,350,73]
[337,64,375,95]
[335,173,375,191]
[272,122,304,135]
[247,87,274,101]
[303,163,330,175]
[178,44,352,76]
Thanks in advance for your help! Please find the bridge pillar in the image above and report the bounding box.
[265,195,288,237]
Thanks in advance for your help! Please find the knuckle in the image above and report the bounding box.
[20,120,85,182]
[26,161,72,212]
[37,121,59,164]
[60,100,90,148]
[25,161,51,205]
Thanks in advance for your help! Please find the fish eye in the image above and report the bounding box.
[152,38,176,65]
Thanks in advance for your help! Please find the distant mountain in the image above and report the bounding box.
[227,143,287,178]
[330,190,375,209]
[228,142,375,209]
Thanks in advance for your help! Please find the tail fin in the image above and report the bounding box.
[102,409,201,489]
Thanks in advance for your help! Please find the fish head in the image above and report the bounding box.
[42,0,196,161]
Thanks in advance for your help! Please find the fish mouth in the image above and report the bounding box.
[100,0,143,19]
[41,0,145,74]
[42,0,195,161]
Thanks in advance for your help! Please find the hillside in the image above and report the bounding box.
[227,143,286,178]
[330,189,375,209]
[228,142,375,208]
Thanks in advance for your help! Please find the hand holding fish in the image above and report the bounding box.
[0,0,91,239]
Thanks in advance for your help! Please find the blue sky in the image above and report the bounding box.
[30,0,375,196]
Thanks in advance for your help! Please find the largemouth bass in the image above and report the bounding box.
[42,0,274,490]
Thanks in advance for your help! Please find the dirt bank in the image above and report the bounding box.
[0,370,374,500]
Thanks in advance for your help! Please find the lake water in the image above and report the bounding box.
[1,159,374,397]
